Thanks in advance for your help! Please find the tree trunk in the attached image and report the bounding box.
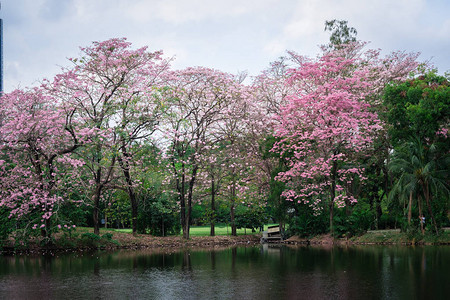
[230,205,236,236]
[40,218,51,239]
[180,164,187,239]
[93,185,102,235]
[184,211,190,240]
[329,160,337,235]
[130,191,138,235]
[279,222,282,234]
[377,161,389,229]
[210,223,215,237]
[118,149,138,235]
[329,201,334,235]
[376,194,383,230]
[369,188,377,229]
[408,191,412,225]
[418,196,424,234]
[210,178,216,237]
[230,183,237,236]
[424,183,439,234]
[183,165,198,240]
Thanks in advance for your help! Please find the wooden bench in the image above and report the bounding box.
[261,225,282,243]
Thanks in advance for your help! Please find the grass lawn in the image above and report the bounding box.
[79,224,276,236]
[188,224,267,236]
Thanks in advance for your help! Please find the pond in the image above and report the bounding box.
[0,245,449,299]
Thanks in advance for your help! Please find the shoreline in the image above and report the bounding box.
[283,230,450,246]
[2,229,449,255]
[0,234,262,255]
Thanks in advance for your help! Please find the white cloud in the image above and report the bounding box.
[1,0,449,92]
[147,0,268,24]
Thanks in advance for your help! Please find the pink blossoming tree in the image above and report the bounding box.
[47,38,170,235]
[0,88,79,238]
[273,42,419,233]
[159,67,250,239]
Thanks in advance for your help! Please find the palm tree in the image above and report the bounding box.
[389,137,449,234]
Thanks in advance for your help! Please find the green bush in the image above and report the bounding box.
[101,233,113,240]
[235,206,268,232]
[78,232,120,248]
[287,204,328,237]
[379,213,402,230]
[80,232,101,248]
[137,194,180,236]
[55,233,77,248]
[334,208,375,238]
[0,207,15,248]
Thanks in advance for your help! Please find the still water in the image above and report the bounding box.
[0,245,448,299]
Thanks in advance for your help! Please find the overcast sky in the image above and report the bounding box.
[2,0,449,92]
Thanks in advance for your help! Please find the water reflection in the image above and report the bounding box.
[0,245,449,299]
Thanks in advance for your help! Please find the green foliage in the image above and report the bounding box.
[201,208,216,226]
[191,204,206,225]
[384,71,449,235]
[0,207,15,248]
[129,144,181,236]
[136,192,180,236]
[58,199,90,228]
[81,232,101,242]
[388,137,449,232]
[324,19,358,47]
[234,206,268,232]
[260,135,290,227]
[101,232,114,240]
[79,232,119,248]
[6,210,54,249]
[432,193,450,228]
[378,211,404,230]
[333,207,375,238]
[201,202,230,225]
[287,203,328,237]
[384,71,449,149]
[104,190,132,229]
[55,232,77,248]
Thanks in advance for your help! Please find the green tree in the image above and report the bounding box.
[385,71,449,234]
[235,205,268,234]
[324,19,358,47]
[384,71,449,149]
[389,138,449,234]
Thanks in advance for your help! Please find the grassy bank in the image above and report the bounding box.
[285,228,450,245]
[350,228,450,245]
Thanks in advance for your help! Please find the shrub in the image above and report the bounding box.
[137,195,180,236]
[0,207,15,248]
[80,232,101,248]
[287,204,328,237]
[101,233,113,240]
[333,208,374,238]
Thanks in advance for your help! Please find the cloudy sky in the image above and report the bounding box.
[2,0,449,92]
